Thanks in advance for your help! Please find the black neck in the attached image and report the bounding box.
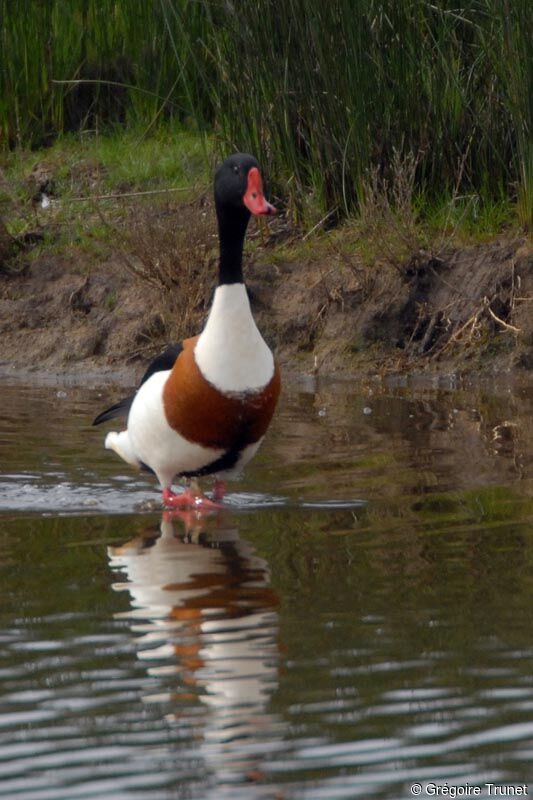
[216,204,251,285]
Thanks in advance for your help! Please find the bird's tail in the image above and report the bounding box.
[105,431,141,469]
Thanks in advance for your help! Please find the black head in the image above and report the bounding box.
[214,153,276,216]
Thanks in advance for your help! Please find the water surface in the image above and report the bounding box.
[1,375,533,798]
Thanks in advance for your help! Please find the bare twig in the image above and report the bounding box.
[69,186,198,203]
[418,311,441,354]
[302,208,338,241]
[484,297,521,333]
[309,268,335,289]
[433,310,481,358]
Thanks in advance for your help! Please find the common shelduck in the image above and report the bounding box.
[93,153,280,509]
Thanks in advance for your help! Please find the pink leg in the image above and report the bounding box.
[162,485,223,511]
[213,479,226,502]
[162,508,206,529]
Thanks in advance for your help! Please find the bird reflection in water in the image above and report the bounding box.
[108,509,282,793]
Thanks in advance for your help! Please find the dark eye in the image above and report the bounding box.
[233,166,239,175]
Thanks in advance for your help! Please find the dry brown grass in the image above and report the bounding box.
[118,197,218,342]
[357,150,426,271]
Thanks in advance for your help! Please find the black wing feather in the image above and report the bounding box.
[92,342,184,426]
[137,343,184,387]
[92,396,135,426]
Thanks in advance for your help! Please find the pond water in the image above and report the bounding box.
[1,374,533,799]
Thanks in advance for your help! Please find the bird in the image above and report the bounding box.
[93,153,281,509]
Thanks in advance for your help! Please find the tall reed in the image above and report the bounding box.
[205,0,531,224]
[0,0,211,147]
[1,0,530,224]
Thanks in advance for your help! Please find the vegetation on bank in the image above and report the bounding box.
[0,121,520,281]
[0,1,531,377]
[0,0,531,228]
[0,125,208,256]
[0,125,531,378]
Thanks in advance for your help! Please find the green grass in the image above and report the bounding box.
[424,195,517,242]
[0,122,210,261]
[1,124,209,195]
[87,128,208,191]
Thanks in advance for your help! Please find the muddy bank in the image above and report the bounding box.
[256,236,533,376]
[0,231,531,383]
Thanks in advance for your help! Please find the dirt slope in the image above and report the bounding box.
[250,237,533,376]
[0,235,531,382]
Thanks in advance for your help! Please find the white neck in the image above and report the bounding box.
[194,284,274,393]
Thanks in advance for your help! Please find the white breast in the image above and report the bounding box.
[126,371,224,487]
[194,284,274,393]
